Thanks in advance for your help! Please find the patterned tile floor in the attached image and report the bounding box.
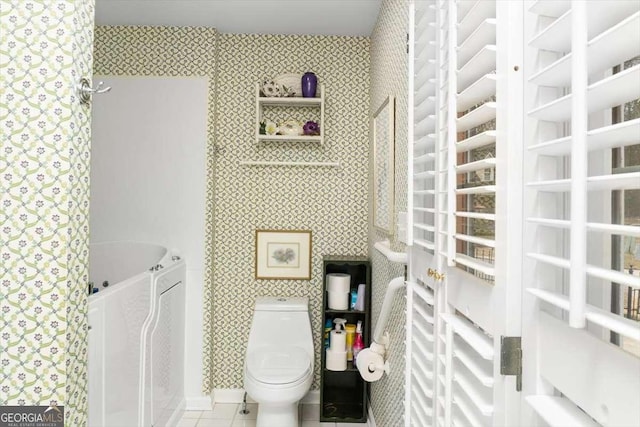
[177,403,359,427]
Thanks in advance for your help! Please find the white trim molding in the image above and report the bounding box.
[211,388,320,405]
[185,395,212,411]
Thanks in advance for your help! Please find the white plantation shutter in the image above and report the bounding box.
[406,1,439,425]
[524,0,640,424]
[409,0,517,426]
[405,280,436,427]
[437,312,495,427]
[451,0,498,282]
[410,0,439,262]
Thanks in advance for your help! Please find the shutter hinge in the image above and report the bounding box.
[406,33,410,54]
[500,336,522,392]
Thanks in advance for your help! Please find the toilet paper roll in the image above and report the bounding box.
[356,349,384,382]
[328,290,349,310]
[326,348,347,371]
[327,273,351,293]
[330,330,347,352]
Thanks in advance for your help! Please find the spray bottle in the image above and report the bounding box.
[353,320,364,367]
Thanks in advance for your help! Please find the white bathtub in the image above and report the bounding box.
[88,241,186,427]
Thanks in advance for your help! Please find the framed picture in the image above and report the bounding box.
[255,230,312,280]
[372,95,395,234]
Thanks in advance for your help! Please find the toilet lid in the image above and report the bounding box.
[247,346,311,384]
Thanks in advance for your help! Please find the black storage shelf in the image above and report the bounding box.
[320,255,371,424]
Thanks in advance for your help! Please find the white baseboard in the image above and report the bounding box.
[367,400,377,427]
[211,388,246,403]
[300,390,320,404]
[211,388,320,405]
[185,395,212,410]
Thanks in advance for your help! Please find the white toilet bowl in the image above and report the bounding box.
[244,297,314,427]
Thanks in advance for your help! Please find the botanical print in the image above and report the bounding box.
[268,243,299,267]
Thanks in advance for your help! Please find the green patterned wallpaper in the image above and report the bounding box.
[93,27,371,393]
[0,1,95,425]
[213,33,370,389]
[369,0,409,425]
[93,25,218,393]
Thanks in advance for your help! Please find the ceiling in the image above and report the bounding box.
[95,0,383,37]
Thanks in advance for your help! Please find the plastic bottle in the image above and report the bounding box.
[353,320,364,367]
[324,319,332,348]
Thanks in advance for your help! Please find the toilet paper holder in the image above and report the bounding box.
[357,276,406,382]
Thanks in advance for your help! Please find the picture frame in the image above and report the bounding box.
[372,95,396,234]
[255,230,312,280]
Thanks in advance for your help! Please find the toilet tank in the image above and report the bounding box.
[248,297,313,353]
[255,296,308,311]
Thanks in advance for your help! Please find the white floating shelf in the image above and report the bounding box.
[239,161,340,168]
[256,135,322,143]
[257,96,322,107]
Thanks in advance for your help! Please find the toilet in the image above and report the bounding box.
[244,296,314,427]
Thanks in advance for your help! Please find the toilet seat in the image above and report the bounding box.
[246,346,311,385]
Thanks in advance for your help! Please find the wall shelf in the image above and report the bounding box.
[239,160,340,168]
[255,82,325,144]
[256,135,323,143]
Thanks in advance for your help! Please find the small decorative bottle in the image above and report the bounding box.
[352,320,364,367]
[301,72,317,98]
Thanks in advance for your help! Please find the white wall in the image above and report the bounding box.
[91,76,209,406]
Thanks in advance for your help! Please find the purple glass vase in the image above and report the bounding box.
[301,72,317,98]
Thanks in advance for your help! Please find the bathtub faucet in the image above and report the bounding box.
[149,264,164,272]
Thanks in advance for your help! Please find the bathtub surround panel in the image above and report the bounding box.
[90,75,208,410]
[93,26,217,397]
[0,1,95,424]
[368,0,409,425]
[212,33,370,389]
